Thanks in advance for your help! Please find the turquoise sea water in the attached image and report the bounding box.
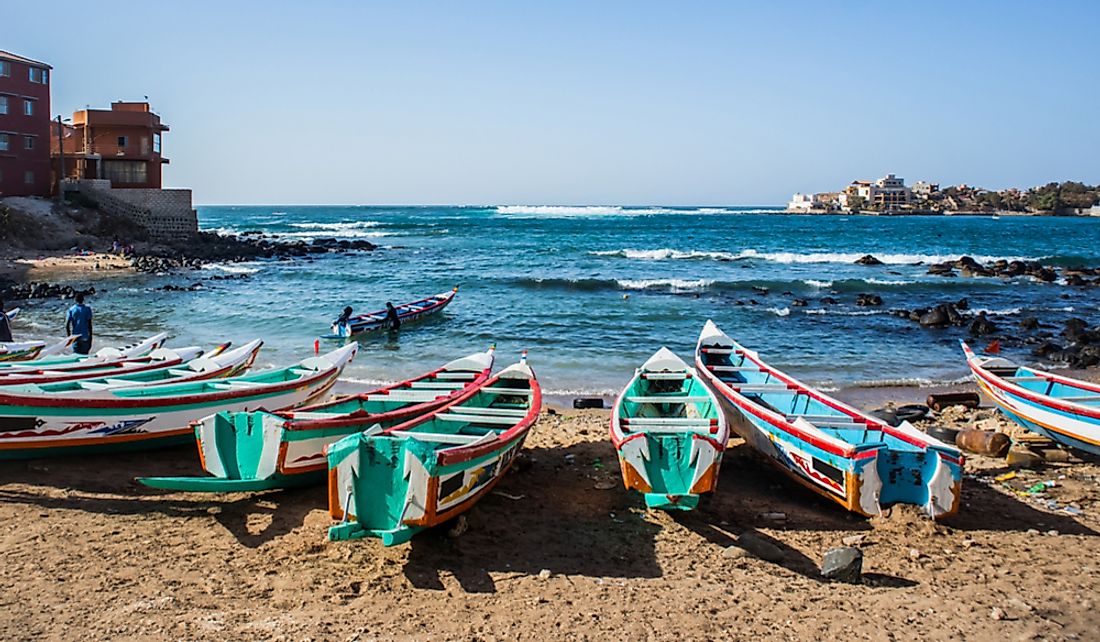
[10,206,1100,395]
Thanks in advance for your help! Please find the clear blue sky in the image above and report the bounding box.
[9,1,1099,205]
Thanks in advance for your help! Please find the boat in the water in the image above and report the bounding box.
[0,343,355,459]
[324,288,458,339]
[611,347,729,510]
[328,353,540,545]
[963,341,1100,456]
[0,333,170,372]
[695,320,962,518]
[0,339,48,362]
[138,348,496,492]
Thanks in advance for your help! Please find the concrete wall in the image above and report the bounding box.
[70,179,197,241]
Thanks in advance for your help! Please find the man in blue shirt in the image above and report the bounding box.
[66,292,94,355]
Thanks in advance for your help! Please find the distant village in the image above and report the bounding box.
[787,174,1100,216]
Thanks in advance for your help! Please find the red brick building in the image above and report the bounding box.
[0,50,52,197]
[54,102,169,189]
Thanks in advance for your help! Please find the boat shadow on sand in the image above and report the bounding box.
[0,445,319,549]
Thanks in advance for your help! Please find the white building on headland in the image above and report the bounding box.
[786,192,841,213]
[787,193,815,212]
[840,174,913,211]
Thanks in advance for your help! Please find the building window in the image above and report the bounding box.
[24,100,33,116]
[103,160,147,185]
[0,134,8,151]
[24,171,34,185]
[153,133,161,154]
[0,61,9,77]
[0,96,7,115]
[28,67,48,83]
[117,136,128,148]
[141,136,149,155]
[24,136,34,150]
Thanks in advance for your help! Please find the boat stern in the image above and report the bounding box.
[195,410,286,482]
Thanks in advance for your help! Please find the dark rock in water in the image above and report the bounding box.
[819,296,839,305]
[736,532,786,563]
[856,293,883,307]
[969,312,998,336]
[1032,341,1063,358]
[890,309,910,318]
[1073,345,1100,368]
[1020,316,1040,330]
[752,286,769,296]
[1064,318,1090,342]
[919,306,949,328]
[909,308,928,322]
[927,263,957,277]
[821,546,863,583]
[781,291,794,297]
[955,298,969,311]
[791,298,808,307]
[855,254,883,266]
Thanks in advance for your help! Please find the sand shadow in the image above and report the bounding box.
[942,476,1097,536]
[401,440,664,593]
[0,445,320,547]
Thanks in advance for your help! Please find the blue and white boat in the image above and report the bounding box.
[964,341,1100,456]
[696,320,963,519]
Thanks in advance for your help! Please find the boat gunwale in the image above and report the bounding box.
[344,289,457,333]
[963,342,1100,421]
[609,360,729,449]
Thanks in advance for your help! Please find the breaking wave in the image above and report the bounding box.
[592,248,1040,265]
[496,205,778,217]
[287,221,382,230]
[617,278,715,291]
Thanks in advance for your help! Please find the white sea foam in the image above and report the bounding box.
[287,221,381,230]
[864,278,916,285]
[203,263,261,275]
[803,279,834,288]
[971,307,1023,316]
[275,230,394,239]
[593,247,1038,265]
[767,307,791,317]
[804,309,884,316]
[617,278,714,291]
[497,205,772,217]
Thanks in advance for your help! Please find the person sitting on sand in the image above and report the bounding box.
[0,298,13,343]
[66,292,94,355]
[385,302,401,332]
[334,306,354,337]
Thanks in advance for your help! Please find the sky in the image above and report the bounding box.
[8,1,1100,205]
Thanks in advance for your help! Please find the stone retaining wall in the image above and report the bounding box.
[68,180,197,241]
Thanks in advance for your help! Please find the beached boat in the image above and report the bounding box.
[610,347,729,510]
[138,348,496,492]
[963,342,1100,456]
[0,333,170,372]
[695,320,963,518]
[324,288,458,339]
[328,353,540,545]
[0,344,356,459]
[0,339,48,362]
[0,344,219,386]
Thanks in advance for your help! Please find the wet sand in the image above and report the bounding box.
[0,252,132,284]
[1,403,1099,641]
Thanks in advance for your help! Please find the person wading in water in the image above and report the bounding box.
[385,302,401,332]
[66,292,94,355]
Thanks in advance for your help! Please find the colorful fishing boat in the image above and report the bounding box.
[324,287,458,339]
[328,353,540,545]
[610,347,729,510]
[696,320,962,518]
[0,344,356,459]
[0,344,220,386]
[963,341,1100,456]
[0,339,48,362]
[138,348,496,492]
[0,333,170,372]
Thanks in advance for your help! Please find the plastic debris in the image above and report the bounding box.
[994,471,1017,482]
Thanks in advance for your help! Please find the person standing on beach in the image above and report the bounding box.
[385,302,401,332]
[0,298,13,342]
[66,293,94,355]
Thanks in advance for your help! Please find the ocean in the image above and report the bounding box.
[12,206,1100,396]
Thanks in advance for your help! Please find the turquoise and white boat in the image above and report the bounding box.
[328,354,540,546]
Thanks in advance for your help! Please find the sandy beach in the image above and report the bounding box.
[0,252,132,285]
[1,397,1098,641]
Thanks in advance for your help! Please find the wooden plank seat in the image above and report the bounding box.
[640,372,691,381]
[408,381,465,390]
[626,396,710,404]
[700,347,735,354]
[437,412,517,425]
[452,406,528,417]
[621,416,715,425]
[1006,376,1048,382]
[481,387,532,396]
[728,383,791,393]
[388,430,485,444]
[434,372,478,380]
[791,416,865,428]
[368,391,443,403]
[709,365,757,372]
[787,414,864,424]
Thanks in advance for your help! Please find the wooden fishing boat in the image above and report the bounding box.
[611,347,729,510]
[0,339,48,362]
[0,344,218,386]
[0,333,170,372]
[963,342,1100,456]
[695,320,962,518]
[0,344,356,459]
[328,353,540,545]
[324,287,458,339]
[138,348,496,492]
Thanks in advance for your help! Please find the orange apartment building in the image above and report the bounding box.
[0,50,52,197]
[53,101,169,189]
